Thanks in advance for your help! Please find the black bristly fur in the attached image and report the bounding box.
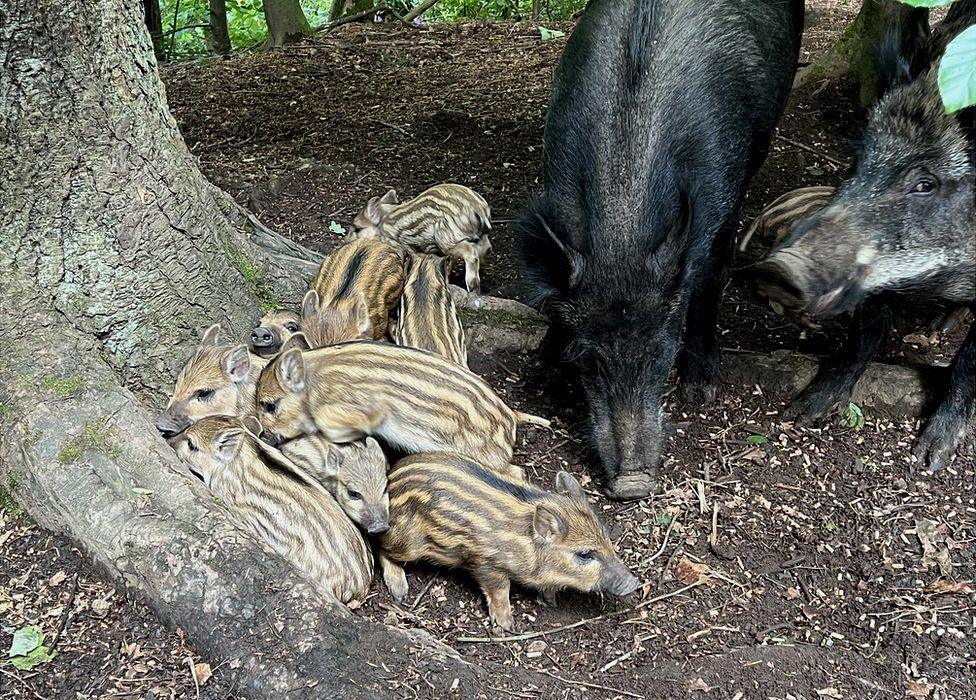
[516,0,803,497]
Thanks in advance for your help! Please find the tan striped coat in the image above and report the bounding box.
[394,253,467,367]
[255,341,544,477]
[171,417,373,604]
[740,186,835,251]
[352,184,492,293]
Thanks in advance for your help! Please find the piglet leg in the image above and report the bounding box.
[473,570,514,633]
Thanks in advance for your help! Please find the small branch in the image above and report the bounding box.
[455,580,704,644]
[159,23,210,39]
[48,572,80,652]
[315,3,389,34]
[538,669,645,699]
[644,512,679,566]
[410,574,437,611]
[774,134,849,169]
[403,0,441,23]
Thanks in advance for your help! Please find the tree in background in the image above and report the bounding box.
[210,0,232,54]
[329,0,377,22]
[143,0,165,59]
[263,0,313,46]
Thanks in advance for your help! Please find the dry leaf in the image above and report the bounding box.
[926,579,974,596]
[48,571,67,587]
[194,661,212,686]
[685,677,712,692]
[916,519,953,576]
[673,557,711,586]
[905,680,932,697]
[228,657,241,670]
[91,598,111,618]
[815,689,841,699]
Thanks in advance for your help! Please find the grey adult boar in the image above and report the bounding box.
[516,0,803,499]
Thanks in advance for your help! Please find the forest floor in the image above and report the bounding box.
[3,2,974,699]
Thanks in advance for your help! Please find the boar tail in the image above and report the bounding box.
[515,411,551,428]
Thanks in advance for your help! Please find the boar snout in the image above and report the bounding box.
[156,412,188,438]
[591,401,661,500]
[602,560,640,597]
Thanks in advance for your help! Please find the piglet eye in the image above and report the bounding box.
[260,400,279,414]
[575,550,595,562]
[187,438,198,452]
[285,323,299,332]
[194,388,215,400]
[347,489,362,501]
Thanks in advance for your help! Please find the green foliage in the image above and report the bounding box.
[58,419,121,464]
[423,0,583,21]
[329,220,347,235]
[7,627,57,671]
[539,26,565,42]
[939,25,976,112]
[840,402,865,431]
[895,0,957,7]
[225,245,279,312]
[745,434,767,445]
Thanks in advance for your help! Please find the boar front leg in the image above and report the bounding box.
[473,569,514,632]
[915,317,975,473]
[783,303,889,425]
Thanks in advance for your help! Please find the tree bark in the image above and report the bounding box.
[209,0,231,55]
[330,0,379,22]
[143,0,165,59]
[264,0,314,47]
[0,0,511,695]
[794,0,928,106]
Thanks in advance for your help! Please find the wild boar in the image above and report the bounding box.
[378,453,639,631]
[394,253,467,367]
[515,0,803,499]
[254,341,548,477]
[310,237,405,341]
[738,186,835,253]
[352,184,492,294]
[169,416,373,604]
[156,324,266,437]
[249,309,301,358]
[756,21,974,471]
[299,289,373,348]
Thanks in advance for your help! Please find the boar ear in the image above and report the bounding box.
[281,332,312,353]
[353,292,373,338]
[241,415,263,437]
[536,214,584,289]
[554,471,586,501]
[201,323,221,347]
[380,189,399,206]
[301,290,320,318]
[213,427,244,464]
[533,504,568,544]
[222,345,251,384]
[276,348,306,394]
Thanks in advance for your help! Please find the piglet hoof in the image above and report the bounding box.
[606,472,656,501]
[489,609,516,634]
[382,565,409,602]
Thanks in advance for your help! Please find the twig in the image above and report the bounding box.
[598,632,655,674]
[49,572,80,652]
[370,118,410,136]
[403,0,441,22]
[774,134,848,169]
[316,3,389,34]
[644,512,679,566]
[187,656,201,700]
[0,666,50,700]
[709,502,719,547]
[455,581,704,643]
[410,574,437,611]
[538,668,645,699]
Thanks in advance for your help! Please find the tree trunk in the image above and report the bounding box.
[209,0,232,55]
[264,0,313,47]
[794,0,928,107]
[143,0,165,59]
[329,0,378,22]
[0,0,510,695]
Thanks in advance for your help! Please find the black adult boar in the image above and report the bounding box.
[517,0,803,499]
[757,14,976,473]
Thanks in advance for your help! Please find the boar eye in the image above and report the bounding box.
[575,550,595,562]
[260,400,279,414]
[347,489,362,500]
[284,322,299,332]
[194,388,215,400]
[908,176,937,196]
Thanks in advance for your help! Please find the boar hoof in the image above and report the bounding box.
[914,415,968,474]
[382,561,409,602]
[606,472,656,501]
[781,387,846,426]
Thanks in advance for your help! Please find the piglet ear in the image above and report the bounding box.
[281,332,311,353]
[533,504,567,544]
[276,348,306,394]
[325,443,346,478]
[301,289,320,319]
[554,471,585,500]
[365,196,384,225]
[439,255,454,280]
[222,345,251,384]
[380,189,399,205]
[354,292,373,339]
[241,415,263,437]
[201,323,221,347]
[213,427,244,464]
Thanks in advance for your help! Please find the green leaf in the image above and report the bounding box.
[938,25,976,113]
[8,626,43,658]
[746,434,767,445]
[840,402,865,431]
[539,27,566,43]
[894,0,957,7]
[10,645,56,670]
[328,221,346,235]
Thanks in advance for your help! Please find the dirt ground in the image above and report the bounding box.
[3,3,974,699]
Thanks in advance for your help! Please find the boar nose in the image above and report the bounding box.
[365,509,390,534]
[755,253,810,312]
[250,327,276,347]
[156,414,187,438]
